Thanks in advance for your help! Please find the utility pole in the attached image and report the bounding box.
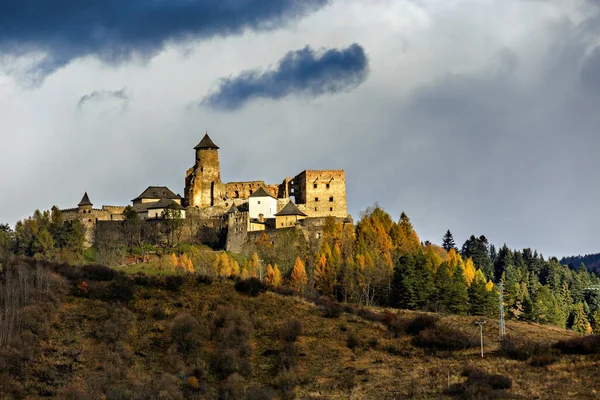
[498,283,506,341]
[475,320,486,358]
[258,259,264,282]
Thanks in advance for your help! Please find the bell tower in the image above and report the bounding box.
[185,133,222,208]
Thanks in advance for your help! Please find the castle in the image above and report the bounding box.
[62,133,350,252]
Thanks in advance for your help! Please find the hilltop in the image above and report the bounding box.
[2,258,600,399]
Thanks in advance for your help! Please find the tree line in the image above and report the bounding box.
[2,204,600,333]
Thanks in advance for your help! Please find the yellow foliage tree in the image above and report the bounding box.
[464,258,476,286]
[446,249,464,274]
[266,264,275,286]
[167,253,178,271]
[219,253,231,277]
[485,279,494,291]
[314,252,335,295]
[231,260,240,278]
[424,244,445,273]
[247,253,260,278]
[186,258,195,273]
[272,264,282,287]
[290,256,308,292]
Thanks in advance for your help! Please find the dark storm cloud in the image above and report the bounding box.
[200,44,369,110]
[0,0,328,81]
[77,87,129,108]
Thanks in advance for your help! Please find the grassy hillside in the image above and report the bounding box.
[2,260,600,399]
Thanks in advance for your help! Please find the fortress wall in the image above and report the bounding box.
[291,170,348,219]
[224,181,279,200]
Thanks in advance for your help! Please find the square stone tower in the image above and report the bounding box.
[184,133,224,208]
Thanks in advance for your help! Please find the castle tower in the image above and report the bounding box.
[185,133,223,208]
[78,192,93,213]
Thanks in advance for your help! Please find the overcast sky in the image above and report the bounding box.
[1,0,599,258]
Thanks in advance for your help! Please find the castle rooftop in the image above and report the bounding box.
[249,186,276,199]
[132,186,181,202]
[194,133,219,150]
[78,192,93,207]
[275,201,307,217]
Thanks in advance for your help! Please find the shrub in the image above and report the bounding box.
[212,348,252,379]
[346,332,362,351]
[367,336,379,348]
[448,368,512,399]
[280,318,303,343]
[554,335,600,355]
[218,373,246,400]
[211,306,254,378]
[245,386,276,400]
[386,315,409,338]
[412,326,477,351]
[171,313,205,359]
[406,314,439,335]
[95,307,135,344]
[272,286,296,297]
[319,298,344,318]
[163,275,186,292]
[342,367,356,390]
[356,308,386,323]
[275,368,298,400]
[234,278,267,297]
[80,264,116,282]
[274,343,299,372]
[529,352,558,367]
[196,274,214,286]
[105,277,136,302]
[499,336,551,361]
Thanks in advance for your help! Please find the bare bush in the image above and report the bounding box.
[170,313,206,359]
[554,335,600,355]
[95,306,135,344]
[412,325,477,351]
[280,318,303,343]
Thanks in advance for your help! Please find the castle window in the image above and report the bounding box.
[315,207,318,212]
[329,196,334,202]
[235,191,239,197]
[313,184,317,189]
[330,207,333,212]
[315,197,319,202]
[88,219,92,222]
[249,190,253,195]
[258,200,261,204]
[281,223,284,227]
[326,183,330,189]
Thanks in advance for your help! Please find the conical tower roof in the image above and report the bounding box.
[194,133,219,150]
[275,201,307,217]
[78,192,93,207]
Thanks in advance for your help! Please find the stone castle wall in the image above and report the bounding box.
[291,170,347,219]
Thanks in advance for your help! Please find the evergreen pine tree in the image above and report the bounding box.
[446,266,470,315]
[571,302,592,333]
[442,230,457,252]
[591,309,600,334]
[390,254,417,309]
[468,270,488,315]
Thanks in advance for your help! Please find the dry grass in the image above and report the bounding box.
[25,280,600,399]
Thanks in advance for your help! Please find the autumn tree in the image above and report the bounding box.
[290,257,308,293]
[314,244,336,296]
